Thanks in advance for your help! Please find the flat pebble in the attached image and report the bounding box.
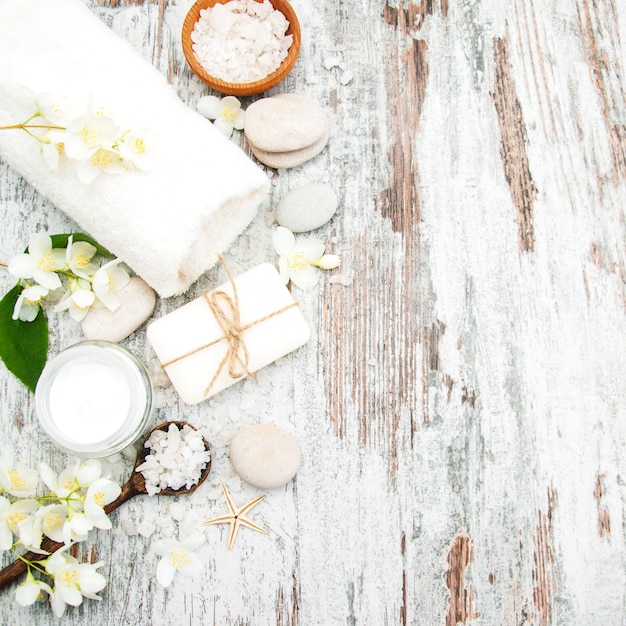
[276,183,338,232]
[244,94,328,152]
[229,423,301,489]
[81,276,156,343]
[248,128,329,169]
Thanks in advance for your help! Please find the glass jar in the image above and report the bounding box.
[35,341,153,458]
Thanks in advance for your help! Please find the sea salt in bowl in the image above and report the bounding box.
[182,0,301,96]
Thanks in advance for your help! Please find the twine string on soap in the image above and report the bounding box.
[161,254,298,397]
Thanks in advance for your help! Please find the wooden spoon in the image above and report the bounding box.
[0,420,211,590]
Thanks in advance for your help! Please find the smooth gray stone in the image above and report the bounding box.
[244,94,328,152]
[81,276,156,343]
[276,183,338,232]
[229,423,301,489]
[248,127,329,169]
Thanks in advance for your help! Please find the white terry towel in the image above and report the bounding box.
[0,0,270,297]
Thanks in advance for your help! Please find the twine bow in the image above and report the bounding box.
[161,254,298,398]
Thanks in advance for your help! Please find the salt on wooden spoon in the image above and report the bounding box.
[0,420,211,590]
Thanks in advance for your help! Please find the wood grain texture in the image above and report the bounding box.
[1,0,626,624]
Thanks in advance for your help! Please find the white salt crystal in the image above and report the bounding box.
[138,519,156,538]
[323,55,341,70]
[169,503,185,522]
[328,274,352,286]
[340,70,354,85]
[191,0,292,83]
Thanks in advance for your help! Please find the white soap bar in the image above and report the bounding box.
[147,264,310,404]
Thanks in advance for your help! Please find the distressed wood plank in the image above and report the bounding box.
[1,0,626,624]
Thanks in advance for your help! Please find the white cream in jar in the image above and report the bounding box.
[35,341,152,457]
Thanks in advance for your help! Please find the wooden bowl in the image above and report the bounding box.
[182,0,301,97]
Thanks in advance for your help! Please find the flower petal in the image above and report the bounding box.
[221,96,241,110]
[273,227,295,256]
[49,588,67,618]
[177,552,203,578]
[232,109,245,130]
[156,557,177,587]
[297,239,326,263]
[76,459,102,487]
[40,142,60,170]
[7,254,36,280]
[0,521,13,550]
[197,95,222,120]
[290,265,320,290]
[278,257,290,284]
[32,268,62,291]
[212,118,234,137]
[27,233,53,258]
[182,532,205,552]
[152,538,178,556]
[317,254,340,269]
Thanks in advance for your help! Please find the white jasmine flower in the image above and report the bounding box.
[61,512,92,545]
[75,459,103,489]
[197,95,245,138]
[0,448,39,498]
[63,114,119,161]
[2,499,40,547]
[37,504,70,544]
[0,496,13,550]
[153,533,205,587]
[11,284,48,322]
[65,236,97,280]
[54,277,96,322]
[272,226,340,289]
[35,92,76,127]
[118,128,154,170]
[13,571,53,607]
[83,478,121,530]
[40,461,79,498]
[13,508,45,552]
[8,233,65,291]
[45,549,106,615]
[92,258,130,311]
[77,147,125,183]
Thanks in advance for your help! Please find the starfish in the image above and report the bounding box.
[203,484,268,550]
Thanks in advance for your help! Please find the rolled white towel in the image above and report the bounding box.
[0,0,270,297]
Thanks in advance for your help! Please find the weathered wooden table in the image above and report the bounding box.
[1,0,625,624]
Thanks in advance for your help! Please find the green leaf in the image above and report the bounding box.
[0,284,49,392]
[49,232,113,257]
